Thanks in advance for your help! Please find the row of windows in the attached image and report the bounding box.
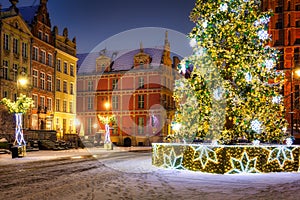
[38,30,49,43]
[56,79,74,94]
[56,59,75,76]
[55,99,74,113]
[33,46,53,66]
[3,34,28,58]
[32,70,53,91]
[1,60,27,81]
[32,95,53,112]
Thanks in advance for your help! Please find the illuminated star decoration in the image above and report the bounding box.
[162,148,184,169]
[251,119,262,134]
[219,3,228,12]
[189,38,197,48]
[245,72,252,82]
[192,145,218,169]
[152,144,160,161]
[267,146,294,168]
[213,87,224,101]
[272,96,281,104]
[227,151,259,174]
[257,29,269,40]
[265,59,274,71]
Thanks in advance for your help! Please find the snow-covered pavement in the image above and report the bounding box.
[0,147,300,200]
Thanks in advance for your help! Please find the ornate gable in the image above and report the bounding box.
[2,15,32,36]
[133,42,151,68]
[96,54,112,73]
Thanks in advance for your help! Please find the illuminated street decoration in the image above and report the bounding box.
[227,152,259,174]
[162,148,184,170]
[266,146,294,168]
[192,145,218,168]
[152,144,300,174]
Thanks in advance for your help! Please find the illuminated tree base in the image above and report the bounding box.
[152,143,300,174]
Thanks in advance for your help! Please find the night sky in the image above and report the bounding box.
[1,0,196,55]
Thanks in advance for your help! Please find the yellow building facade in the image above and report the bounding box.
[0,6,32,132]
[53,27,77,139]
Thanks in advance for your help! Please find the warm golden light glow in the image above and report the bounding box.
[295,67,300,77]
[104,102,110,110]
[18,77,28,86]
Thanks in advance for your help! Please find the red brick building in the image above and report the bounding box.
[262,0,300,134]
[77,32,181,146]
[19,0,55,130]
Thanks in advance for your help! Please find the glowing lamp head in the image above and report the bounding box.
[104,102,110,110]
[18,78,28,86]
[295,67,300,77]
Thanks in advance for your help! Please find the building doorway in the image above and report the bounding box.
[124,137,131,147]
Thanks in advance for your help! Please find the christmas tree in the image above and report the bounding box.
[172,0,288,144]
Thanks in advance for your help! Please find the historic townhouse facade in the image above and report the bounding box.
[53,27,77,139]
[0,0,77,139]
[262,0,300,133]
[0,1,32,133]
[77,32,180,146]
[20,0,56,131]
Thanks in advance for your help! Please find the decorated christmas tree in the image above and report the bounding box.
[172,0,288,144]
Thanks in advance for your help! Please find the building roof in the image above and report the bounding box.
[77,46,181,75]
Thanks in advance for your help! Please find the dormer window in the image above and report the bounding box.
[38,31,43,40]
[140,61,144,69]
[15,22,19,28]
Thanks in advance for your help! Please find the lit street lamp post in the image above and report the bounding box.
[98,102,115,150]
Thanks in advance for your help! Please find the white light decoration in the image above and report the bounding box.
[171,122,182,132]
[272,96,281,104]
[252,140,260,146]
[254,16,271,26]
[211,140,218,146]
[219,3,228,12]
[257,29,269,40]
[245,72,252,82]
[267,146,294,168]
[265,59,274,71]
[282,126,287,133]
[251,119,262,134]
[178,61,186,74]
[227,151,259,174]
[286,138,293,147]
[189,38,197,48]
[192,145,218,168]
[203,20,208,28]
[162,148,184,169]
[213,87,224,101]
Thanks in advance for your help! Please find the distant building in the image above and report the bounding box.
[0,0,77,139]
[77,32,181,146]
[262,0,300,133]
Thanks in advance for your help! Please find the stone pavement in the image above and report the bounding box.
[0,146,152,166]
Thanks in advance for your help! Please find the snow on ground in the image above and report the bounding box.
[0,147,300,200]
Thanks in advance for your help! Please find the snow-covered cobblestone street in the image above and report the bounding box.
[0,148,300,200]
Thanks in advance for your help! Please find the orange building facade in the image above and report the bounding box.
[77,32,181,146]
